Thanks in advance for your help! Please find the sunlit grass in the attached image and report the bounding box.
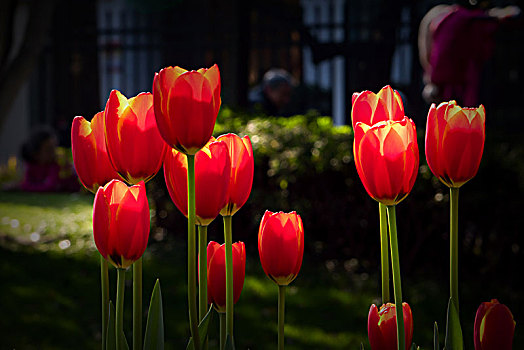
[0,192,95,254]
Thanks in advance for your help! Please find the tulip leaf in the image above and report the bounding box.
[121,332,130,350]
[225,334,236,350]
[186,305,214,350]
[143,279,164,350]
[105,300,129,350]
[434,321,440,350]
[360,342,365,350]
[106,301,116,350]
[444,297,463,350]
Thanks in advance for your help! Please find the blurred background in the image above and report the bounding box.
[1,0,523,349]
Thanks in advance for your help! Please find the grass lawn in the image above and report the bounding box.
[1,191,521,349]
[0,192,373,349]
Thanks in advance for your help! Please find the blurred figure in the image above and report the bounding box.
[249,68,296,116]
[418,2,520,106]
[19,126,79,192]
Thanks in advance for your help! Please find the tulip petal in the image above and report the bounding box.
[377,85,404,121]
[93,186,111,259]
[476,300,515,350]
[368,304,386,350]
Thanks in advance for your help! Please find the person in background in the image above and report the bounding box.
[418,1,520,106]
[249,68,296,116]
[19,126,79,192]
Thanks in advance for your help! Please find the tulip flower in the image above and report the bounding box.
[351,85,405,128]
[368,303,414,350]
[426,101,485,323]
[258,210,304,350]
[92,179,150,269]
[351,85,408,306]
[104,90,167,184]
[164,138,230,226]
[206,241,246,313]
[474,299,515,350]
[425,100,486,188]
[353,117,419,206]
[71,112,123,193]
[153,64,221,155]
[217,133,254,216]
[258,210,304,286]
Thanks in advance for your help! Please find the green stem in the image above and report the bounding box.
[450,187,459,313]
[133,257,142,350]
[187,154,200,350]
[223,215,234,338]
[379,203,390,304]
[278,285,286,350]
[100,255,109,350]
[116,268,126,350]
[219,312,226,350]
[386,205,404,350]
[198,225,208,322]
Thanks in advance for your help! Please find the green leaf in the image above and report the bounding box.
[143,279,164,350]
[186,305,214,350]
[410,343,417,350]
[106,301,116,350]
[360,342,365,350]
[444,298,463,350]
[224,334,235,350]
[434,321,440,350]
[106,300,129,350]
[121,332,130,350]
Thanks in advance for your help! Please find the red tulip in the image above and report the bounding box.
[425,100,485,188]
[104,90,167,184]
[93,179,150,269]
[217,133,254,216]
[206,241,246,313]
[71,112,123,193]
[353,117,419,206]
[153,64,221,155]
[258,211,304,286]
[368,303,413,350]
[351,85,405,128]
[164,138,230,226]
[474,299,515,350]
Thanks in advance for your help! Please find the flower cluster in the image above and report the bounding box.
[70,60,511,350]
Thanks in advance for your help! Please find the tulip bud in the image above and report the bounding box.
[217,133,254,216]
[368,303,413,350]
[206,241,246,313]
[71,113,123,193]
[153,64,221,155]
[258,211,304,286]
[474,299,515,350]
[104,90,167,184]
[93,179,150,269]
[425,100,485,188]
